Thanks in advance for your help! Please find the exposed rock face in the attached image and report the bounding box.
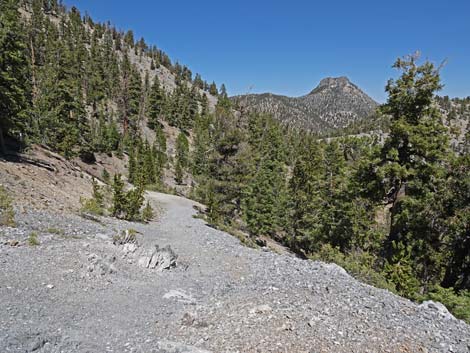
[138,244,177,271]
[231,76,378,132]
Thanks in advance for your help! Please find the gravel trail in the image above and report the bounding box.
[1,192,469,353]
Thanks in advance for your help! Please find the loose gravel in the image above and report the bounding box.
[1,192,469,353]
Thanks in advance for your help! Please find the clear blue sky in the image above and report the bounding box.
[65,0,470,102]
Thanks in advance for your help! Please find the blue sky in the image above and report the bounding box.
[65,0,470,102]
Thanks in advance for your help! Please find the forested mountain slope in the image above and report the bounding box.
[231,76,378,132]
[2,0,221,189]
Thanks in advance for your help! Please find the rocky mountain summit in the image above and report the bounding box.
[1,192,469,352]
[232,76,378,132]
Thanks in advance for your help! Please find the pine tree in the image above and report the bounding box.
[175,131,189,184]
[441,154,470,291]
[192,114,212,176]
[243,115,287,237]
[124,183,144,221]
[377,53,450,291]
[111,173,126,218]
[201,104,250,225]
[209,81,218,96]
[119,53,141,135]
[147,75,166,129]
[0,0,30,153]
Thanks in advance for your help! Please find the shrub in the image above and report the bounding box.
[102,168,110,184]
[422,286,470,323]
[28,232,40,246]
[310,244,396,293]
[124,186,144,221]
[80,196,104,216]
[0,185,16,227]
[113,228,139,245]
[110,174,126,217]
[80,178,106,215]
[142,201,154,222]
[46,227,64,235]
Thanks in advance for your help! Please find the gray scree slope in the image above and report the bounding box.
[1,192,469,352]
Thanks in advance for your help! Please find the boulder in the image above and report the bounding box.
[138,245,177,271]
[419,300,457,321]
[87,253,117,276]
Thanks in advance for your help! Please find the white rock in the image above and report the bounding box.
[419,300,457,321]
[250,304,272,314]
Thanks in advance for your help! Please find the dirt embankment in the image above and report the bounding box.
[0,145,128,213]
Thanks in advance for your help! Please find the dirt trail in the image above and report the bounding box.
[1,192,469,352]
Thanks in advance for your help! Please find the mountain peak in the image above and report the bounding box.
[309,76,354,95]
[231,76,378,131]
[319,76,350,87]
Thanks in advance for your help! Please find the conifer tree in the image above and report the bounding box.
[175,131,189,184]
[147,75,166,129]
[243,115,287,237]
[111,173,126,217]
[192,114,212,176]
[0,0,30,153]
[209,81,218,96]
[377,54,449,291]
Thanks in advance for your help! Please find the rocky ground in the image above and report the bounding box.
[1,192,470,353]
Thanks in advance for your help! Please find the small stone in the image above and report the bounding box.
[46,284,54,289]
[250,304,272,314]
[9,239,19,247]
[181,312,196,326]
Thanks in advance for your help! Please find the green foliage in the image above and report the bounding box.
[0,185,15,227]
[142,201,154,222]
[310,244,396,293]
[28,231,40,246]
[113,228,139,245]
[101,168,110,184]
[124,184,145,221]
[80,197,103,216]
[46,227,64,235]
[175,131,189,184]
[110,173,145,221]
[243,114,287,237]
[0,0,30,152]
[111,173,126,217]
[192,114,212,176]
[80,178,105,215]
[383,241,421,298]
[147,75,166,129]
[375,54,451,291]
[422,286,470,323]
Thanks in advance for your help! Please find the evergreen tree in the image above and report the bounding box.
[119,53,141,135]
[377,54,449,292]
[111,173,126,217]
[147,75,166,129]
[0,0,30,153]
[192,113,212,176]
[209,81,218,96]
[243,114,287,237]
[175,131,189,184]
